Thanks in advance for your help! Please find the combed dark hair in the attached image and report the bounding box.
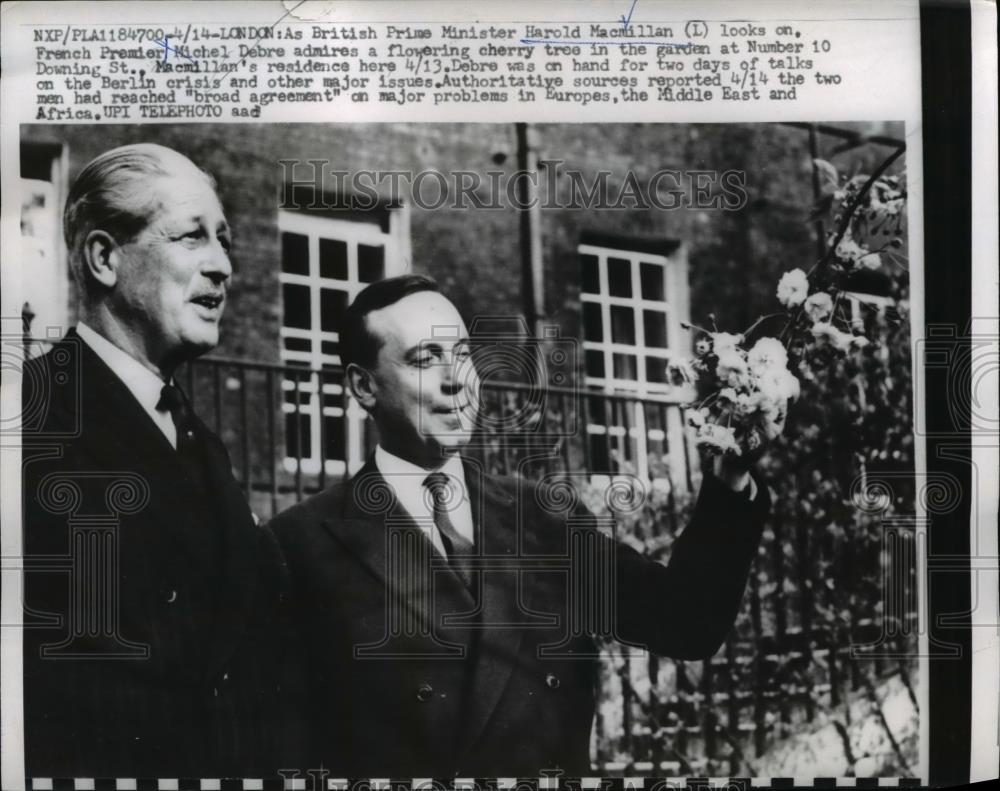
[339,274,441,369]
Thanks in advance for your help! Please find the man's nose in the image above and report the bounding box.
[441,352,475,394]
[203,239,232,284]
[440,360,462,394]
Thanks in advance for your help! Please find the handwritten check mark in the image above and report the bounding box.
[620,0,638,28]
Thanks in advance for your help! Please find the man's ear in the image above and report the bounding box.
[345,362,377,411]
[82,230,121,289]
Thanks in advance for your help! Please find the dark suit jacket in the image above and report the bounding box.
[271,453,770,776]
[21,330,301,778]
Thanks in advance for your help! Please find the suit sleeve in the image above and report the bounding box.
[600,470,771,659]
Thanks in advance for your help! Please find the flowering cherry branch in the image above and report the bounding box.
[667,149,907,460]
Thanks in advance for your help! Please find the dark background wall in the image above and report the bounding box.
[22,121,902,364]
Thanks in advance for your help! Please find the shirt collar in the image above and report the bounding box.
[76,322,170,416]
[374,445,467,508]
[375,445,466,485]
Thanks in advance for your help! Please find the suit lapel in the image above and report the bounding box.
[323,459,476,645]
[67,333,258,676]
[198,421,259,677]
[459,462,527,753]
[70,334,211,541]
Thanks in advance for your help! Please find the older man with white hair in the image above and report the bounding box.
[21,143,301,779]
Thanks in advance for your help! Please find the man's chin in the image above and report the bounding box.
[179,331,220,358]
[427,431,471,460]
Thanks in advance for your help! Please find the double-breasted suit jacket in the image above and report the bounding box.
[21,330,301,778]
[271,454,770,777]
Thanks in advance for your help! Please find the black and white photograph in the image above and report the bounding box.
[17,120,919,779]
[1,2,996,789]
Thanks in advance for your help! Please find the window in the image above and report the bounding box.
[579,243,688,394]
[279,210,409,475]
[20,142,70,345]
[578,241,692,482]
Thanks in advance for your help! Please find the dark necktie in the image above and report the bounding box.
[424,471,474,588]
[156,383,199,454]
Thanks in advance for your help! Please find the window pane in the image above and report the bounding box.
[358,244,385,283]
[585,349,605,378]
[643,310,668,348]
[640,262,666,301]
[321,340,340,358]
[320,289,348,332]
[587,396,607,424]
[283,336,311,352]
[319,238,348,280]
[610,306,635,345]
[281,232,309,275]
[285,412,312,459]
[582,302,603,342]
[580,254,600,294]
[282,283,311,330]
[646,356,669,384]
[323,415,346,461]
[588,432,611,473]
[607,257,632,297]
[613,353,637,380]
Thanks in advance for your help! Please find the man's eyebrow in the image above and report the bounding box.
[406,341,443,358]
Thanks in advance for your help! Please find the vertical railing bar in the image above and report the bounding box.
[680,405,694,494]
[725,636,739,771]
[238,366,250,498]
[582,391,594,477]
[770,508,788,741]
[620,393,633,470]
[317,368,327,491]
[794,499,815,723]
[620,651,633,763]
[701,652,714,766]
[558,391,572,476]
[749,546,766,758]
[602,397,614,474]
[293,369,303,502]
[266,368,278,518]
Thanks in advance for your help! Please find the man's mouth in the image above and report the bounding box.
[435,402,474,416]
[190,294,225,311]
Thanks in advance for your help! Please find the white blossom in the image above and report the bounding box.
[811,321,857,352]
[711,332,744,354]
[835,235,868,263]
[695,423,742,456]
[804,292,834,323]
[687,408,707,428]
[776,269,809,307]
[858,251,882,270]
[716,349,750,389]
[747,337,788,375]
[757,367,801,402]
[665,355,698,386]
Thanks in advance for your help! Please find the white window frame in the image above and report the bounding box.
[578,242,692,483]
[578,243,689,396]
[20,143,70,343]
[278,209,409,476]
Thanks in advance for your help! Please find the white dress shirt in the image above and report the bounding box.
[76,322,177,448]
[374,445,474,557]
